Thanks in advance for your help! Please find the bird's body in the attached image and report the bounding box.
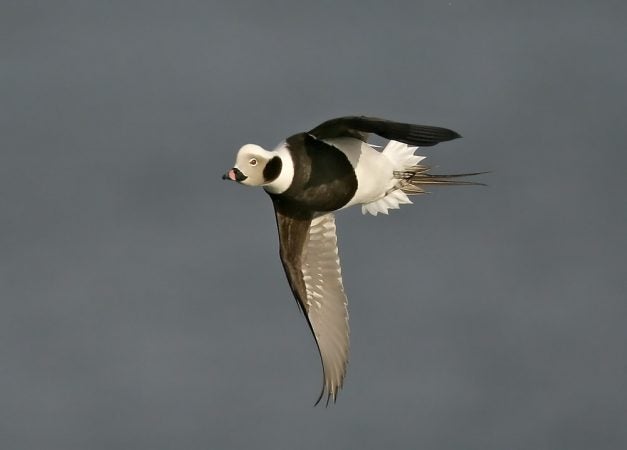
[223,116,481,404]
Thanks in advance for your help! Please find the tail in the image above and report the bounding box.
[361,140,485,216]
[395,166,487,194]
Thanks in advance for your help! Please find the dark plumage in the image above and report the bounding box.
[223,116,481,405]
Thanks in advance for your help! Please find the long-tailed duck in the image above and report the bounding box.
[223,116,481,405]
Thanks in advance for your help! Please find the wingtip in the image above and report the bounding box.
[313,384,339,407]
[441,128,462,141]
[313,388,325,407]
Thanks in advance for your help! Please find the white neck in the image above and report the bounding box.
[263,142,294,194]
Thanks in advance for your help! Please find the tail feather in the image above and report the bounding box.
[397,165,487,194]
[360,140,485,216]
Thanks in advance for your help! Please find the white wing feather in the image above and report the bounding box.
[302,213,349,404]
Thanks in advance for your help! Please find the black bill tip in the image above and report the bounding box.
[222,167,247,182]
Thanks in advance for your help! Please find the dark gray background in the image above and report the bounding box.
[2,1,626,449]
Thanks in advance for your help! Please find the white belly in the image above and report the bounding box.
[323,138,396,209]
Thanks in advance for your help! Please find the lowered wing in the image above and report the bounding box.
[274,206,349,405]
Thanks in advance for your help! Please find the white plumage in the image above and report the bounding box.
[223,116,478,404]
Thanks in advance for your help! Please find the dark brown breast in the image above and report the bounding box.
[268,133,358,214]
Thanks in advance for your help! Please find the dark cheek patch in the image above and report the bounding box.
[263,156,282,182]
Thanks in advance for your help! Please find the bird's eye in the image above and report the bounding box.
[249,158,258,166]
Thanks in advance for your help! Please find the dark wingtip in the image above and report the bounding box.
[313,384,338,408]
[313,387,325,407]
[439,128,462,141]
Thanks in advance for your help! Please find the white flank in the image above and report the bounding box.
[324,138,426,216]
[360,140,425,216]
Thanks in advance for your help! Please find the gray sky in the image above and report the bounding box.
[2,1,626,449]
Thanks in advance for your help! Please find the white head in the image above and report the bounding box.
[223,143,293,193]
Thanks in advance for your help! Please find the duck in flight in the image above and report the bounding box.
[223,116,482,405]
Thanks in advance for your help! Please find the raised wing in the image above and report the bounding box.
[308,115,461,147]
[274,205,349,405]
